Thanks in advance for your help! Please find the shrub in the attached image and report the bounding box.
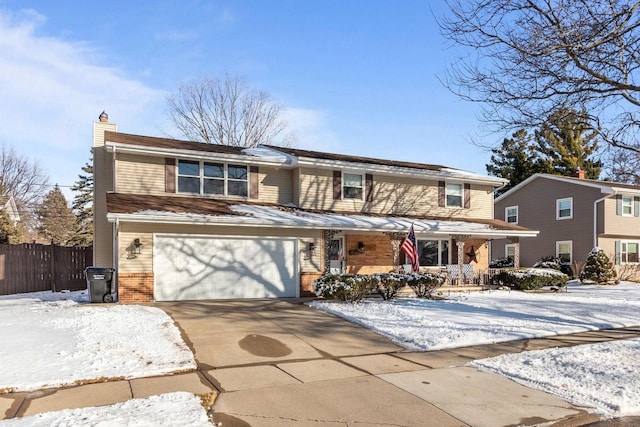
[579,247,617,284]
[374,273,407,301]
[533,256,562,271]
[489,258,514,268]
[493,268,568,291]
[406,272,446,298]
[312,274,376,302]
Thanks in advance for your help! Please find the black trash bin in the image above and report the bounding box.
[85,267,116,303]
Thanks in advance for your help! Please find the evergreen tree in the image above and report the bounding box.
[579,248,617,284]
[69,151,93,246]
[486,129,548,195]
[0,208,22,244]
[535,109,602,179]
[35,185,76,245]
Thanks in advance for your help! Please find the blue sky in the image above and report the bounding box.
[0,1,497,202]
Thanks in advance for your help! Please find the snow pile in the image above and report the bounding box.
[0,291,196,392]
[0,392,212,426]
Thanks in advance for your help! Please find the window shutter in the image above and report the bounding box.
[438,181,445,207]
[464,183,471,209]
[249,166,259,199]
[365,174,373,202]
[333,170,341,200]
[635,196,640,217]
[616,195,622,215]
[614,240,621,265]
[165,158,176,193]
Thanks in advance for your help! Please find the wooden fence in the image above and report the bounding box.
[0,243,93,295]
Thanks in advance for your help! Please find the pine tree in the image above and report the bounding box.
[579,248,617,284]
[69,151,93,246]
[535,109,603,179]
[35,185,76,245]
[486,129,549,195]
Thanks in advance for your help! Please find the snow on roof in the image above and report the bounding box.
[111,203,537,237]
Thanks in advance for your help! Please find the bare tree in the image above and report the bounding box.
[438,0,640,154]
[0,143,50,236]
[605,147,640,183]
[166,74,290,147]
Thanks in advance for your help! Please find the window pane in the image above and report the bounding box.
[419,240,439,266]
[558,199,572,218]
[228,180,248,197]
[178,176,200,193]
[343,187,363,199]
[506,207,517,223]
[446,183,463,207]
[447,194,462,207]
[623,197,633,215]
[628,243,638,263]
[446,183,462,195]
[204,163,224,178]
[343,174,363,187]
[203,178,224,195]
[178,160,199,176]
[228,165,247,180]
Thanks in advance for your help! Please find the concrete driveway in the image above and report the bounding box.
[159,299,598,427]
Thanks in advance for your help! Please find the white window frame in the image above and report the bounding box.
[415,239,450,267]
[621,196,633,216]
[505,206,518,224]
[342,172,365,201]
[445,182,463,208]
[505,244,516,261]
[177,159,248,197]
[620,241,640,264]
[556,240,573,264]
[556,197,573,220]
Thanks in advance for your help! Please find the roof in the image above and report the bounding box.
[103,131,505,184]
[106,193,536,238]
[495,173,640,203]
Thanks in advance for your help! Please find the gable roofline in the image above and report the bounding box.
[493,173,640,203]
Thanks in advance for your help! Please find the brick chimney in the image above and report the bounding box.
[572,168,585,179]
[99,110,109,122]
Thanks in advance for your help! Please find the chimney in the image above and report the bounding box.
[99,111,109,122]
[572,168,585,179]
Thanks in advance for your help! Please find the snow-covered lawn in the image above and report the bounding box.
[0,290,196,393]
[310,281,640,417]
[0,392,211,427]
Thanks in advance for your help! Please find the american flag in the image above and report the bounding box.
[400,224,420,273]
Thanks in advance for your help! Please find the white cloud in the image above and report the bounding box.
[0,9,169,199]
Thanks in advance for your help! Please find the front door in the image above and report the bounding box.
[329,237,345,274]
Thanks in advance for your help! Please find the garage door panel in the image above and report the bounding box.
[154,236,297,301]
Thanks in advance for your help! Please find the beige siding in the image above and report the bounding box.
[117,222,321,273]
[258,167,293,204]
[602,197,640,238]
[93,121,117,267]
[297,167,494,218]
[292,168,300,206]
[115,153,165,194]
[495,178,603,265]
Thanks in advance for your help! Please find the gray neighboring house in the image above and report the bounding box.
[493,173,640,277]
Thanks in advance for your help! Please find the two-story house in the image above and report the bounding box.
[494,172,640,276]
[93,114,536,302]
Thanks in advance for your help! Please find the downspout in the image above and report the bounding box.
[112,217,119,301]
[593,192,616,248]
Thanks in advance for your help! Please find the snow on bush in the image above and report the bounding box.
[406,272,446,298]
[373,273,407,301]
[580,247,617,284]
[493,268,568,290]
[313,274,376,302]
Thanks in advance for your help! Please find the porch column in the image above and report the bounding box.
[456,240,465,285]
[509,237,520,268]
[384,232,405,270]
[322,229,341,274]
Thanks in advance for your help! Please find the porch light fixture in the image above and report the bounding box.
[357,241,365,251]
[133,238,143,255]
[308,242,316,252]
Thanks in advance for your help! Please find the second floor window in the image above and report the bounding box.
[177,160,248,197]
[505,206,518,223]
[446,183,463,208]
[556,197,573,220]
[343,173,364,200]
[622,196,633,216]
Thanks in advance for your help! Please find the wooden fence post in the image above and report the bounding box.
[50,241,56,293]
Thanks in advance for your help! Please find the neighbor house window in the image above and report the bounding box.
[622,196,633,216]
[505,244,516,261]
[556,198,573,220]
[177,160,247,196]
[505,206,518,224]
[343,173,364,200]
[620,241,639,264]
[446,183,463,208]
[556,240,572,264]
[415,239,449,266]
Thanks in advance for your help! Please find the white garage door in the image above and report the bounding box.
[154,235,298,301]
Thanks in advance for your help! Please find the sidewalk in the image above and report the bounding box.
[2,304,639,427]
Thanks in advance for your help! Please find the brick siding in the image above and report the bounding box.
[117,272,154,303]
